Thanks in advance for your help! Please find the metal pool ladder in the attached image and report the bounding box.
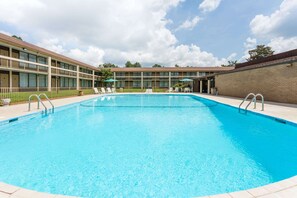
[239,93,264,113]
[28,93,55,115]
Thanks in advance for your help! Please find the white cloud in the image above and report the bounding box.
[244,37,257,49]
[176,16,201,31]
[0,0,225,67]
[268,36,297,53]
[199,0,221,13]
[250,0,297,38]
[67,47,105,66]
[241,37,257,61]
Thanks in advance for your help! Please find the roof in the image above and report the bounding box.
[235,49,297,69]
[110,67,234,72]
[0,33,98,71]
[0,33,235,73]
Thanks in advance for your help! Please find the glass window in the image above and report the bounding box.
[20,73,28,87]
[171,72,179,76]
[116,81,125,88]
[160,72,169,76]
[143,81,152,88]
[19,52,28,68]
[144,72,152,76]
[29,54,37,69]
[28,73,36,87]
[38,75,47,87]
[132,81,141,88]
[159,81,169,88]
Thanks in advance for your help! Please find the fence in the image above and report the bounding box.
[0,87,94,105]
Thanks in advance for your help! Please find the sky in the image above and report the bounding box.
[0,0,297,67]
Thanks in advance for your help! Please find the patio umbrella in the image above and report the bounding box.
[179,78,193,92]
[179,78,193,82]
[104,79,118,82]
[104,79,118,88]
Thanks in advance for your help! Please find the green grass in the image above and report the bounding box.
[0,89,94,104]
[0,88,168,105]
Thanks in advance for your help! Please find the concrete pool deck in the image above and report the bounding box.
[0,92,297,197]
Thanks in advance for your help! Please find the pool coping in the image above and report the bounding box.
[1,93,297,197]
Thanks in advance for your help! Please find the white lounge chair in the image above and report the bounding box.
[93,88,100,94]
[174,87,179,92]
[184,87,190,93]
[167,87,173,93]
[145,89,153,93]
[111,88,116,93]
[106,87,112,93]
[101,87,106,94]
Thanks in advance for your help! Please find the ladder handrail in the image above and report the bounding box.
[239,93,265,113]
[38,93,54,112]
[239,93,255,112]
[254,93,264,111]
[28,94,47,114]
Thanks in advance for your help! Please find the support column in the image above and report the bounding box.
[9,47,12,92]
[47,57,52,92]
[92,70,95,88]
[9,71,12,92]
[76,65,80,90]
[141,72,143,89]
[113,72,116,88]
[37,74,39,92]
[169,72,171,88]
[200,80,203,93]
[207,79,211,94]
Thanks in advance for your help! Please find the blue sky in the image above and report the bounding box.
[167,0,282,59]
[0,0,296,67]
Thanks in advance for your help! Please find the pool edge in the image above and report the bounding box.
[1,93,297,197]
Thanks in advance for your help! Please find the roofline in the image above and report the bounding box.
[0,33,98,71]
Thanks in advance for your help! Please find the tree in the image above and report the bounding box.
[12,35,23,41]
[175,64,180,67]
[99,63,118,68]
[222,60,237,67]
[125,61,134,67]
[134,62,141,67]
[152,64,162,68]
[100,68,113,83]
[247,45,274,61]
[125,61,142,67]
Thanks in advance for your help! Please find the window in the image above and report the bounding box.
[133,72,141,76]
[143,81,152,88]
[159,81,169,88]
[20,73,28,87]
[19,52,28,68]
[116,81,125,88]
[39,75,47,87]
[28,73,37,87]
[171,72,179,76]
[132,81,141,88]
[143,72,152,76]
[116,72,125,76]
[186,72,196,76]
[29,54,37,69]
[160,72,169,76]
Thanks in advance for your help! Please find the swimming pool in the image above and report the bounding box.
[0,94,297,197]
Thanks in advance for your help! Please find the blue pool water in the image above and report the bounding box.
[1,94,297,197]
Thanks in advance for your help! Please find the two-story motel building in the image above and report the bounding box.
[0,33,233,92]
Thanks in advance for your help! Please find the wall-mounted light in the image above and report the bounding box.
[22,48,27,51]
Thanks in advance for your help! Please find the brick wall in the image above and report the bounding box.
[215,63,297,104]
